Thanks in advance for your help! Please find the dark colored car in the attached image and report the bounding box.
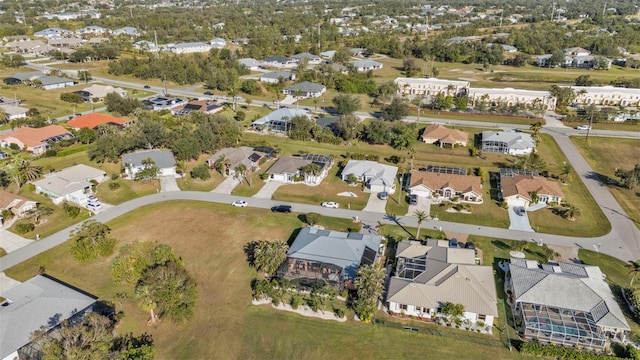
[409,194,418,205]
[465,242,475,250]
[204,91,213,95]
[143,85,151,89]
[271,205,292,213]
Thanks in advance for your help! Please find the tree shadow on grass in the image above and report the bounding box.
[492,240,510,251]
[383,213,413,237]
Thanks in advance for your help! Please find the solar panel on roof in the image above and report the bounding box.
[360,247,377,266]
[248,153,261,162]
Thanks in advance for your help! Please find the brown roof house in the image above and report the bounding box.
[206,146,274,177]
[386,239,498,331]
[500,170,563,207]
[421,124,469,148]
[266,154,332,185]
[408,170,482,203]
[0,190,37,218]
[0,125,73,154]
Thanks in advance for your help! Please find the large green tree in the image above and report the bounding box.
[252,240,289,277]
[69,220,116,262]
[382,98,410,121]
[111,241,182,285]
[353,264,386,323]
[332,94,361,115]
[616,164,640,189]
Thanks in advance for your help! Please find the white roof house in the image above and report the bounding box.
[291,52,322,64]
[113,27,139,36]
[238,58,260,70]
[75,25,109,35]
[341,160,398,193]
[81,84,127,100]
[572,86,640,107]
[351,59,383,72]
[168,42,212,54]
[259,71,295,84]
[252,108,310,132]
[0,104,28,120]
[210,37,226,49]
[33,27,73,39]
[122,149,177,178]
[387,240,498,327]
[133,40,158,52]
[481,131,535,156]
[509,258,630,349]
[0,275,97,360]
[282,81,326,98]
[468,87,557,111]
[32,164,106,205]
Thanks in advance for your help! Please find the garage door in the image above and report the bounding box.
[506,197,527,207]
[411,189,431,198]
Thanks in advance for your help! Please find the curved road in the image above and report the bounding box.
[4,62,638,266]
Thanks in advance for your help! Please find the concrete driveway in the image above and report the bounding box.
[508,206,534,232]
[407,197,431,216]
[0,272,21,293]
[159,175,181,192]
[0,228,33,253]
[253,181,284,199]
[363,192,388,213]
[211,176,240,194]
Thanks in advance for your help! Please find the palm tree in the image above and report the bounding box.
[627,261,640,286]
[10,158,42,189]
[213,155,230,175]
[253,241,289,278]
[301,163,322,183]
[561,163,572,184]
[354,264,386,323]
[529,121,542,141]
[529,191,539,204]
[135,284,157,324]
[414,210,428,239]
[293,89,303,109]
[565,204,581,220]
[234,163,247,183]
[375,221,386,236]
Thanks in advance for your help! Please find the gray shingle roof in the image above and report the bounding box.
[287,227,382,280]
[285,81,326,93]
[0,275,97,359]
[481,131,535,150]
[122,149,176,169]
[342,160,398,188]
[509,258,629,331]
[260,71,294,80]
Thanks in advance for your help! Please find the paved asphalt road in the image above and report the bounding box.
[4,61,636,267]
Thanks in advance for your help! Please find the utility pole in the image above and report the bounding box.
[551,3,556,22]
[586,108,594,142]
[499,10,503,28]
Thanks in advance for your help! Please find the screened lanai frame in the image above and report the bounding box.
[517,302,607,350]
[277,258,345,291]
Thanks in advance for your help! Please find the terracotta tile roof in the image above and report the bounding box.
[500,174,563,200]
[0,190,31,209]
[66,113,129,129]
[409,170,481,194]
[0,125,71,147]
[422,124,469,143]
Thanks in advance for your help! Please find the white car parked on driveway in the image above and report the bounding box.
[86,202,102,212]
[321,202,339,208]
[232,200,248,207]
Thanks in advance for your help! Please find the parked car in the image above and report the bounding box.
[271,205,292,213]
[515,206,526,216]
[409,194,418,205]
[449,238,458,248]
[576,125,591,130]
[321,202,339,208]
[232,200,248,207]
[143,85,151,89]
[204,91,213,95]
[86,202,102,211]
[86,194,98,202]
[378,192,388,200]
[465,242,475,250]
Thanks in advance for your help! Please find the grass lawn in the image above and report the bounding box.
[176,154,223,192]
[96,179,159,205]
[385,177,409,215]
[411,109,544,126]
[272,165,371,210]
[0,247,7,257]
[570,136,640,229]
[231,171,267,197]
[5,201,532,360]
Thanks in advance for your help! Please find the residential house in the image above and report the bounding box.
[238,58,260,70]
[408,170,482,203]
[3,71,45,85]
[266,154,332,185]
[508,258,629,350]
[210,37,226,49]
[283,81,326,98]
[33,27,73,39]
[277,227,382,292]
[499,170,563,207]
[76,84,126,102]
[316,117,338,130]
[0,190,37,218]
[122,149,177,178]
[421,123,469,147]
[330,63,349,74]
[468,88,557,111]
[3,40,46,54]
[563,47,591,57]
[262,55,295,68]
[0,275,98,360]
[395,77,470,97]
[32,164,106,205]
[48,37,83,48]
[481,131,535,156]
[291,52,322,65]
[351,59,383,72]
[112,27,139,36]
[87,37,108,45]
[168,42,212,54]
[1,35,30,42]
[133,40,158,52]
[0,104,28,120]
[36,76,75,90]
[144,96,187,111]
[67,113,130,130]
[319,50,336,59]
[534,54,573,68]
[252,108,310,132]
[75,25,109,36]
[387,240,498,328]
[341,160,398,193]
[259,71,295,84]
[0,95,21,107]
[206,146,273,177]
[350,47,367,56]
[0,125,73,154]
[172,99,223,116]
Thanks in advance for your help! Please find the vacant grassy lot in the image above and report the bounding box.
[272,165,370,209]
[176,154,223,192]
[5,202,533,360]
[571,136,640,229]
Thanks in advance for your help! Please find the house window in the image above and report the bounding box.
[478,314,486,321]
[401,304,408,311]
